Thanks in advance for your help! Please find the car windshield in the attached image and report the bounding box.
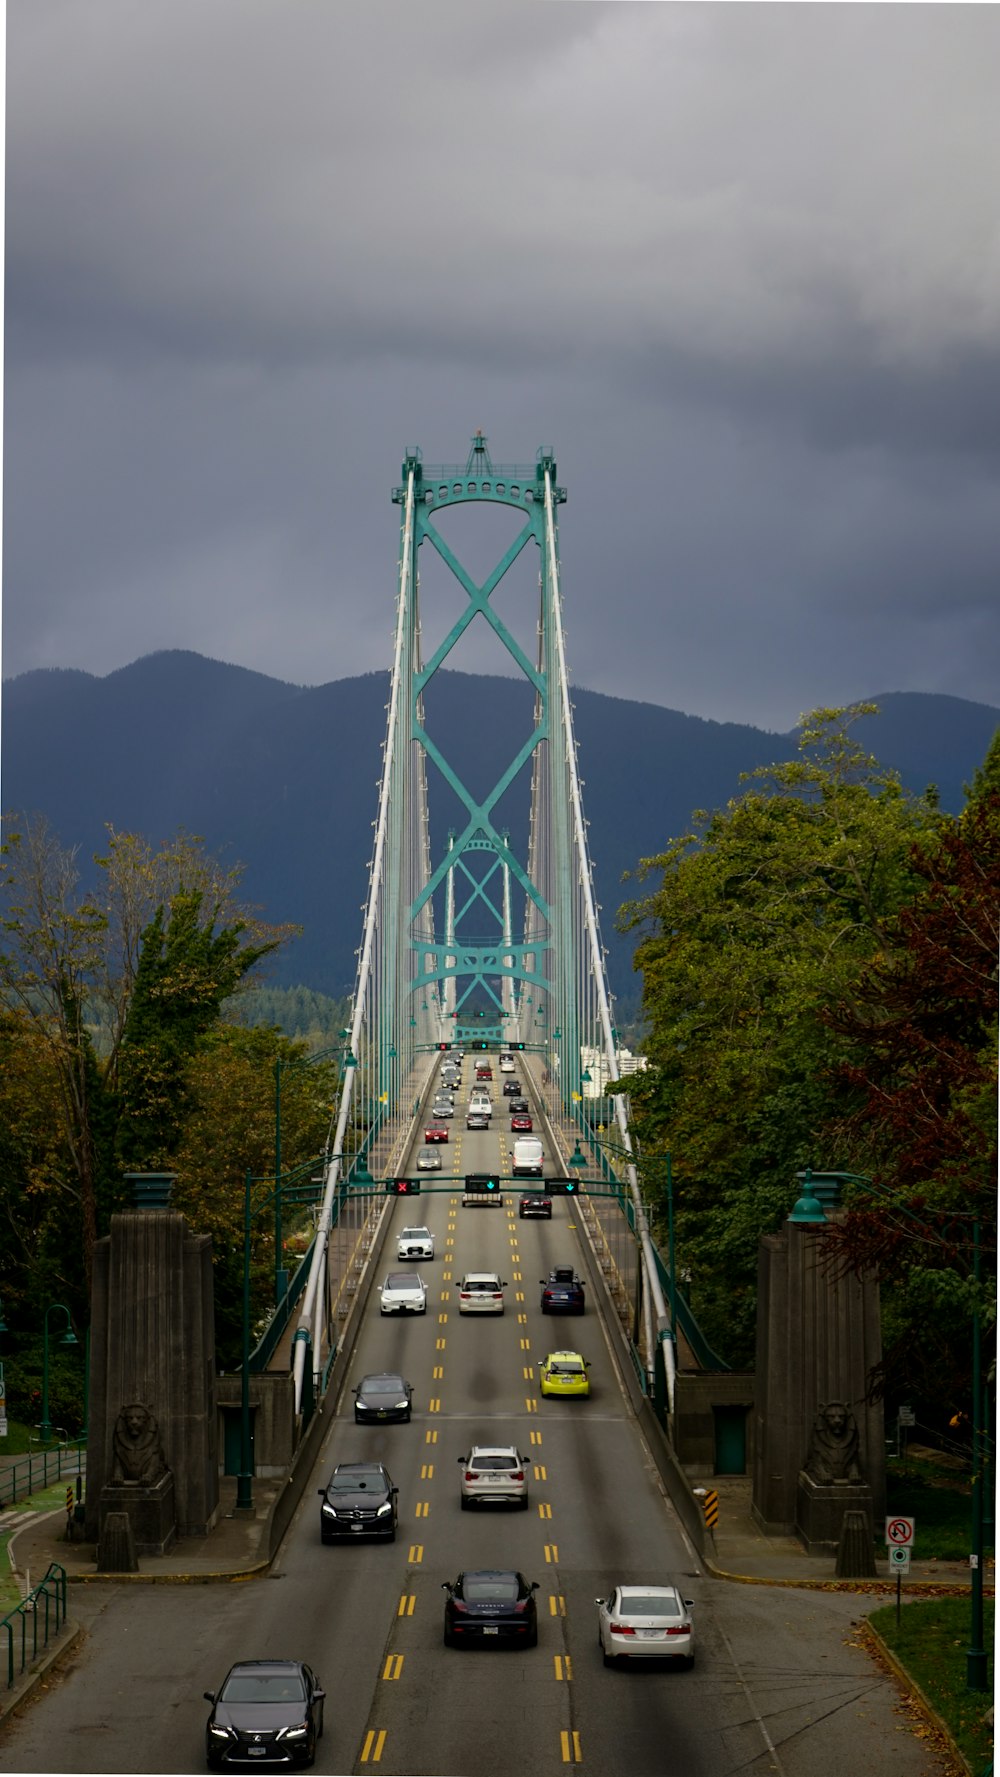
[464,1279,499,1290]
[621,1594,680,1617]
[363,1377,406,1395]
[470,1455,517,1470]
[549,1362,583,1375]
[463,1576,520,1601]
[400,1229,429,1240]
[327,1470,383,1491]
[220,1672,306,1703]
[386,1273,421,1288]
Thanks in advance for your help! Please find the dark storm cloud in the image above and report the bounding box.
[3,2,999,728]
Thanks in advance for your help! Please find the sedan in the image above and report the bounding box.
[540,1266,586,1313]
[317,1462,398,1542]
[416,1145,443,1171]
[353,1372,414,1424]
[424,1122,449,1143]
[430,1099,455,1119]
[458,1446,531,1508]
[509,1097,530,1114]
[518,1191,551,1219]
[397,1225,434,1260]
[204,1660,325,1769]
[458,1272,507,1313]
[502,1079,522,1097]
[510,1112,533,1133]
[379,1271,428,1315]
[443,1570,539,1646]
[466,1108,490,1130]
[539,1350,590,1397]
[595,1584,695,1667]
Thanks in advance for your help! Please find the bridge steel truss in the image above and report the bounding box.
[291,438,673,1413]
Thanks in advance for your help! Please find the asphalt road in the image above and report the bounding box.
[0,1068,949,1777]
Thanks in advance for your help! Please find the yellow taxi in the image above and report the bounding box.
[539,1350,591,1399]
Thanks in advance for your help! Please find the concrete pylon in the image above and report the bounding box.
[85,1174,219,1547]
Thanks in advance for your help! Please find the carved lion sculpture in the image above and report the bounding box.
[803,1400,863,1484]
[111,1402,169,1485]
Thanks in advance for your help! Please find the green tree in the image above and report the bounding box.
[617,706,941,1364]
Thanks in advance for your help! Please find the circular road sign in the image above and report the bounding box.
[889,1546,911,1571]
[885,1516,915,1546]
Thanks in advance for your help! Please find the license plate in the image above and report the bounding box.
[377,1410,388,1418]
[351,1523,364,1531]
[639,1629,663,1639]
[482,1626,499,1636]
[248,1748,267,1757]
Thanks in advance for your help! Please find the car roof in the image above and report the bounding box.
[468,1444,518,1457]
[399,1226,430,1235]
[616,1584,681,1601]
[462,1271,502,1282]
[331,1462,387,1476]
[458,1568,522,1582]
[546,1350,585,1363]
[226,1660,304,1676]
[385,1271,422,1284]
[359,1372,407,1386]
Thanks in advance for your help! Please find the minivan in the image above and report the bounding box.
[512,1136,544,1178]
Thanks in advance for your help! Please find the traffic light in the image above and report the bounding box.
[471,1039,489,1051]
[510,1042,525,1050]
[386,1178,421,1195]
[464,1173,501,1194]
[437,1042,452,1051]
[547,1178,579,1196]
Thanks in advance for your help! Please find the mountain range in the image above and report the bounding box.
[2,651,997,1003]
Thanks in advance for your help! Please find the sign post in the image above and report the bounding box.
[885,1517,915,1626]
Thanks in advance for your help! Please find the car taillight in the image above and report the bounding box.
[460,1292,471,1301]
[509,1470,524,1481]
[666,1624,691,1636]
[491,1292,502,1300]
[543,1291,553,1302]
[611,1624,637,1636]
[512,1599,528,1612]
[465,1471,478,1481]
[451,1599,468,1614]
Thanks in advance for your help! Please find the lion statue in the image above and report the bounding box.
[111,1402,169,1485]
[803,1400,863,1484]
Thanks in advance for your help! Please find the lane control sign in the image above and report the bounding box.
[889,1546,911,1573]
[885,1516,915,1547]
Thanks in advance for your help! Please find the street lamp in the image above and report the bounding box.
[794,1168,991,1694]
[274,1043,351,1304]
[40,1304,78,1445]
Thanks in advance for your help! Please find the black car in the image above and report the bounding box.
[540,1266,586,1313]
[317,1462,398,1542]
[353,1372,414,1424]
[204,1660,324,1769]
[509,1097,529,1114]
[519,1192,552,1220]
[502,1079,522,1097]
[442,1570,540,1647]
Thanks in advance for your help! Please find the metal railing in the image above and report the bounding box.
[0,1444,85,1510]
[2,1563,68,1689]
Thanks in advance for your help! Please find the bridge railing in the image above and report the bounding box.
[0,1444,86,1511]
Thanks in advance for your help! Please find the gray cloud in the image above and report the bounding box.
[4,2,999,729]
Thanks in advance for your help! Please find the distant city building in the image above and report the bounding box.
[579,1043,648,1098]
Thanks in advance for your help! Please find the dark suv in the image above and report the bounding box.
[540,1265,586,1313]
[318,1462,399,1541]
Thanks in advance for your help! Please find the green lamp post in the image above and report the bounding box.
[40,1304,78,1445]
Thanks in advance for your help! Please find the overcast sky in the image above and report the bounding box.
[4,2,999,732]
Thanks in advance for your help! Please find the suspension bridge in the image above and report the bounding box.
[255,436,697,1433]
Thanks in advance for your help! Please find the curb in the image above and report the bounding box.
[0,1621,85,1729]
[859,1618,975,1777]
[702,1553,988,1595]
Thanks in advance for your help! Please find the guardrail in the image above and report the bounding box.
[2,1563,68,1690]
[0,1444,85,1510]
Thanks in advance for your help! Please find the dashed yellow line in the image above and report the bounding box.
[433,1365,444,1379]
[415,1501,430,1518]
[560,1729,582,1763]
[436,1337,446,1350]
[383,1653,404,1680]
[525,1397,537,1413]
[520,1337,531,1350]
[361,1729,387,1763]
[535,1464,547,1480]
[554,1654,572,1680]
[438,1312,448,1324]
[538,1501,552,1519]
[398,1594,416,1616]
[529,1429,542,1446]
[544,1543,559,1563]
[425,1429,437,1445]
[429,1398,441,1413]
[409,1544,424,1562]
[548,1593,566,1616]
[523,1366,534,1381]
[420,1463,434,1480]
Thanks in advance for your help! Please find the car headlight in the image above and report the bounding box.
[208,1724,234,1739]
[321,1503,335,1516]
[376,1501,392,1515]
[277,1724,308,1740]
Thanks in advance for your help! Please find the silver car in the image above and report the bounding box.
[458,1272,506,1313]
[379,1271,428,1315]
[595,1584,695,1666]
[416,1144,443,1171]
[458,1445,531,1509]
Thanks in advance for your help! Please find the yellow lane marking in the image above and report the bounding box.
[415,1501,430,1518]
[515,1291,525,1303]
[525,1397,537,1412]
[529,1430,542,1446]
[518,1313,528,1325]
[398,1594,416,1616]
[420,1463,434,1480]
[436,1337,446,1350]
[383,1654,404,1681]
[443,1269,452,1281]
[512,1270,522,1281]
[538,1501,552,1519]
[361,1729,386,1763]
[554,1654,572,1681]
[439,1290,450,1302]
[548,1594,566,1616]
[438,1312,448,1324]
[535,1464,547,1480]
[433,1365,444,1379]
[520,1337,531,1350]
[544,1543,559,1563]
[409,1544,424,1562]
[560,1729,582,1763]
[523,1366,534,1381]
[429,1398,441,1412]
[425,1429,438,1445]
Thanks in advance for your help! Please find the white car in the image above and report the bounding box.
[397,1226,434,1261]
[458,1272,506,1313]
[499,1056,515,1074]
[595,1584,695,1667]
[379,1271,428,1315]
[458,1445,531,1509]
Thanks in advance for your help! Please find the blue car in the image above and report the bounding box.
[539,1266,586,1313]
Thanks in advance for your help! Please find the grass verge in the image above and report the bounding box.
[869,1595,994,1773]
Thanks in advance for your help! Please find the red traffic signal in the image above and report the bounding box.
[386,1178,421,1195]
